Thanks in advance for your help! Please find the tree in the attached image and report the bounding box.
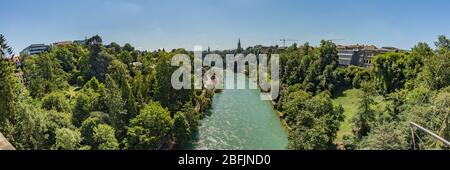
[41,92,71,113]
[117,51,133,65]
[154,53,176,111]
[23,53,69,98]
[52,44,88,84]
[281,90,312,125]
[318,40,339,69]
[123,43,135,52]
[417,52,450,90]
[79,36,112,83]
[409,88,450,149]
[352,81,377,138]
[53,45,77,73]
[80,112,109,147]
[0,46,48,149]
[93,124,119,150]
[82,51,113,83]
[44,110,74,148]
[72,77,107,124]
[359,122,409,150]
[280,48,302,85]
[86,35,103,53]
[84,76,106,93]
[125,102,173,150]
[103,75,127,138]
[52,128,82,150]
[402,42,434,89]
[0,34,13,58]
[180,102,200,132]
[107,42,121,54]
[132,70,146,109]
[1,101,49,150]
[154,52,193,112]
[430,89,450,148]
[278,41,341,94]
[172,112,191,147]
[72,88,101,127]
[434,35,450,53]
[107,60,137,115]
[411,42,433,60]
[351,67,371,88]
[283,91,344,150]
[385,90,407,121]
[0,59,22,124]
[372,52,409,94]
[318,65,336,92]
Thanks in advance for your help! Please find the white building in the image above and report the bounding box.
[337,44,403,68]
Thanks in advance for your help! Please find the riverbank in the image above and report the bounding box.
[245,71,291,133]
[244,68,292,133]
[261,93,291,132]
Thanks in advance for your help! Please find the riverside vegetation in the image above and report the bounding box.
[0,34,449,150]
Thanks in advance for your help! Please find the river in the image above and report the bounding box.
[190,71,288,150]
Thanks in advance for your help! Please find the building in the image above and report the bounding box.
[237,38,243,53]
[358,48,390,67]
[337,49,361,67]
[73,39,87,45]
[337,44,403,68]
[21,44,50,56]
[53,41,73,46]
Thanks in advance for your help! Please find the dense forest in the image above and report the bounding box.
[0,34,214,150]
[275,36,450,150]
[1,34,449,150]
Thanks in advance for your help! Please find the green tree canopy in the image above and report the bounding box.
[23,53,69,98]
[172,111,191,147]
[52,128,82,150]
[435,35,450,53]
[125,102,173,150]
[359,122,409,150]
[80,112,109,146]
[283,90,344,150]
[41,92,71,113]
[352,81,378,138]
[0,34,13,58]
[93,124,119,150]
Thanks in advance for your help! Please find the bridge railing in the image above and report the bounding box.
[410,122,450,150]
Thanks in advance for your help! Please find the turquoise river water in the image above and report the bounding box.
[190,71,288,150]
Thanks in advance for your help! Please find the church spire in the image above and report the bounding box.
[237,38,243,53]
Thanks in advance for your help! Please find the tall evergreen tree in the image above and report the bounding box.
[0,34,13,58]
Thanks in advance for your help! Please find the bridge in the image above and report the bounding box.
[0,132,15,150]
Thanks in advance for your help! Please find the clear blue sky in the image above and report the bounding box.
[1,0,450,53]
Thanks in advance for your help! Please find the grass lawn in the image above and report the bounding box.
[332,88,361,143]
